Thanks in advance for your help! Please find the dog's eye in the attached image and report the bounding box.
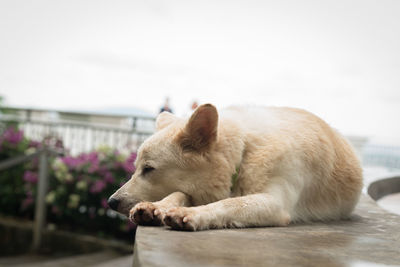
[142,166,155,175]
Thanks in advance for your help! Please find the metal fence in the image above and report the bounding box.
[1,117,155,155]
[0,148,58,250]
[362,144,400,170]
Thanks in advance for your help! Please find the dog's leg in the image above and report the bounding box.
[163,181,299,231]
[129,192,191,226]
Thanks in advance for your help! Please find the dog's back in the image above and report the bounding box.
[221,106,363,222]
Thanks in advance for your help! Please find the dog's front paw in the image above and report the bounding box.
[163,207,202,231]
[129,202,164,226]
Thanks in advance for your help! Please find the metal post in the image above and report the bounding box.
[32,149,49,251]
[132,117,137,131]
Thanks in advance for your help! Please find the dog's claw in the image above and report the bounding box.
[129,202,163,226]
[154,209,160,216]
[164,214,184,230]
[163,208,197,231]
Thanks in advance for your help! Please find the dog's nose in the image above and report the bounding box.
[107,197,120,211]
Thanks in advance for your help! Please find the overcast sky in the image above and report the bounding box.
[1,0,399,144]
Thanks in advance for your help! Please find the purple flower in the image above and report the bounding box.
[88,163,99,173]
[61,156,81,169]
[104,172,115,183]
[61,152,100,171]
[23,171,38,183]
[26,190,33,198]
[1,127,24,145]
[80,152,100,173]
[101,198,108,209]
[122,153,137,174]
[21,196,34,210]
[81,152,99,164]
[88,207,96,219]
[127,221,137,230]
[55,139,64,149]
[90,180,106,194]
[29,140,41,148]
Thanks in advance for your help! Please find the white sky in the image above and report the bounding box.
[0,0,399,144]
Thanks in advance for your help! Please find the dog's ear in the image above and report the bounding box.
[156,112,177,131]
[177,104,218,153]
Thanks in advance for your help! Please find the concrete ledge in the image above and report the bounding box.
[133,195,400,267]
[368,176,400,201]
[0,216,132,256]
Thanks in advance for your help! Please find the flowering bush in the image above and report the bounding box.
[0,126,137,241]
[0,127,32,216]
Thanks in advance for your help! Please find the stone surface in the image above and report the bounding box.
[0,250,133,267]
[0,216,133,267]
[0,216,132,255]
[133,195,400,267]
[368,176,400,215]
[0,251,121,267]
[378,193,400,216]
[94,254,133,267]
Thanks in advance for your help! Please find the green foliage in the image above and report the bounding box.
[0,96,18,130]
[0,127,30,216]
[0,126,136,241]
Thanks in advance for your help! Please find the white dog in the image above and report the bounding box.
[108,104,362,231]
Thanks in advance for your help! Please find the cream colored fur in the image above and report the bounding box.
[109,104,363,231]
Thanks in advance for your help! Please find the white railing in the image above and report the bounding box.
[1,107,156,155]
[362,144,400,170]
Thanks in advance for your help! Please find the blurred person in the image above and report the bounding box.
[183,100,199,117]
[191,100,198,111]
[160,97,173,114]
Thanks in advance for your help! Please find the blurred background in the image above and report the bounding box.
[0,0,399,266]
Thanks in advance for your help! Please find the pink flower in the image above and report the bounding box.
[1,127,24,145]
[101,198,108,209]
[61,156,81,169]
[88,163,100,173]
[104,172,115,183]
[29,140,41,148]
[127,221,137,230]
[88,207,96,219]
[61,152,99,171]
[90,180,106,194]
[21,196,34,210]
[122,153,137,174]
[23,171,38,183]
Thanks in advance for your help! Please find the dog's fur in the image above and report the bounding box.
[109,104,363,231]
